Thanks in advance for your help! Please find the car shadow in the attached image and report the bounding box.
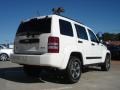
[0,66,101,84]
[0,67,70,84]
[0,67,45,83]
[82,66,101,73]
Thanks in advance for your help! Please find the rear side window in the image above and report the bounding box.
[59,19,73,37]
[16,18,51,36]
[75,24,88,40]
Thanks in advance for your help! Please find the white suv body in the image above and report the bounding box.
[11,14,111,83]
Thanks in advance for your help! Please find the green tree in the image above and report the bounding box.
[103,33,120,41]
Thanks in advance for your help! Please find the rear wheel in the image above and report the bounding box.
[65,56,82,83]
[101,55,111,71]
[0,53,9,61]
[23,65,40,77]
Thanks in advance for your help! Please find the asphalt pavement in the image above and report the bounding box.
[0,60,120,90]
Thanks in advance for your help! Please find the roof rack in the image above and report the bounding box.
[55,14,84,25]
[52,7,84,25]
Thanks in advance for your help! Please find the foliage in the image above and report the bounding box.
[103,33,120,41]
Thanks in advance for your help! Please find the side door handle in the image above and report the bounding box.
[78,40,83,43]
[91,43,95,46]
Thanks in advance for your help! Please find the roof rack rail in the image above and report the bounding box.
[55,14,84,25]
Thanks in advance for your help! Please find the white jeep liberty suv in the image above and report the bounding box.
[11,14,111,83]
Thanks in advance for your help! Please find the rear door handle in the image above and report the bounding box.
[91,43,95,46]
[78,40,83,43]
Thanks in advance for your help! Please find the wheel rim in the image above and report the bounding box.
[70,60,81,79]
[106,57,110,70]
[0,54,8,61]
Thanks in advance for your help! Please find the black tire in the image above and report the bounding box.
[65,56,82,83]
[101,55,111,71]
[23,65,40,77]
[0,53,9,61]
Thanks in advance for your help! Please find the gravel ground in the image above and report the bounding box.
[0,60,120,90]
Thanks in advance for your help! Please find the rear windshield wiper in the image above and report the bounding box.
[16,32,43,36]
[16,32,28,36]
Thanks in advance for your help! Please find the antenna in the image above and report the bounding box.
[37,10,40,16]
[52,7,65,15]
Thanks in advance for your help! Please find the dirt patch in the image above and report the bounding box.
[112,60,120,65]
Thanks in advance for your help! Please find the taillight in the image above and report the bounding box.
[48,36,59,53]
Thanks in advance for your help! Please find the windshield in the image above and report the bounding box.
[16,18,51,36]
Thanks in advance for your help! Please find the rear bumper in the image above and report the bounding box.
[10,53,63,69]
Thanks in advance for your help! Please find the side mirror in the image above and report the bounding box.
[96,32,103,43]
[99,39,103,43]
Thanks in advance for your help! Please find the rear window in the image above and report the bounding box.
[16,18,51,36]
[59,19,73,37]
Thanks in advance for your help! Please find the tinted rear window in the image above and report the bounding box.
[16,18,51,36]
[59,19,73,37]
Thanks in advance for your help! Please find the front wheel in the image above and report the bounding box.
[65,56,82,83]
[101,55,111,71]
